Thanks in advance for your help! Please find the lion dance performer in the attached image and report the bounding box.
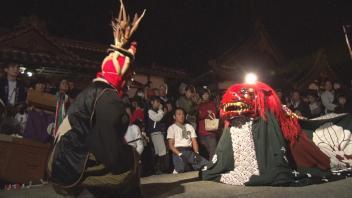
[200,79,352,186]
[47,1,146,196]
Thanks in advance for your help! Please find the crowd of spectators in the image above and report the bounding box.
[2,62,352,177]
[278,80,352,118]
[0,63,80,141]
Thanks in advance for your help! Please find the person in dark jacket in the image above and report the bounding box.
[334,93,351,113]
[47,3,145,197]
[146,96,168,174]
[0,62,27,116]
[288,90,310,118]
[176,85,198,128]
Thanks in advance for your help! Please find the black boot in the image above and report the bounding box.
[160,154,170,173]
[154,156,162,175]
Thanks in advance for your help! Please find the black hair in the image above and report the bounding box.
[57,78,68,86]
[131,98,143,108]
[199,87,210,97]
[306,90,318,98]
[29,78,47,89]
[133,119,145,129]
[185,85,196,93]
[173,107,185,116]
[150,96,161,103]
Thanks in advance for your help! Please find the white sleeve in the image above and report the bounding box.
[321,93,337,111]
[187,124,197,138]
[134,126,144,155]
[167,125,175,139]
[148,109,164,122]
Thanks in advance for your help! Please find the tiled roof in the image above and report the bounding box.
[0,26,99,69]
[0,26,187,78]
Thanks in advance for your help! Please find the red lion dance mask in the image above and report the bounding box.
[97,0,146,93]
[220,81,301,144]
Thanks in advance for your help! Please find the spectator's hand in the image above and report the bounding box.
[194,152,202,163]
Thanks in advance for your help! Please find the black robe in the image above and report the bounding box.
[50,81,133,186]
[200,112,294,186]
[200,112,352,186]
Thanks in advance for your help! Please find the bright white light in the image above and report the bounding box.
[245,73,257,84]
[20,66,26,74]
[27,72,33,77]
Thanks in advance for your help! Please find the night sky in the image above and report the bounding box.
[0,0,351,75]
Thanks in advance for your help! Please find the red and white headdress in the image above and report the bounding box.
[97,0,146,91]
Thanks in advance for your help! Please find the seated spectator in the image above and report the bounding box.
[33,79,46,93]
[153,88,160,97]
[0,62,27,117]
[288,90,310,117]
[53,79,70,138]
[131,99,145,123]
[162,100,174,130]
[178,83,187,96]
[134,88,147,108]
[23,80,55,143]
[308,81,320,92]
[335,94,350,114]
[125,119,145,155]
[45,82,56,94]
[307,91,322,118]
[147,96,168,174]
[162,100,174,172]
[145,86,155,101]
[67,80,80,99]
[276,89,288,105]
[333,82,342,93]
[321,80,337,113]
[176,85,198,129]
[159,84,169,104]
[167,108,208,173]
[198,87,217,160]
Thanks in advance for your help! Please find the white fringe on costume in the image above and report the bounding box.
[220,121,260,185]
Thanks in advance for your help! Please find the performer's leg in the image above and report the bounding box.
[82,151,141,197]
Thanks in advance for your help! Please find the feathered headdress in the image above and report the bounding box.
[97,0,146,90]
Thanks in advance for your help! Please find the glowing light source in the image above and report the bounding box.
[27,71,33,77]
[20,66,26,74]
[245,73,257,84]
